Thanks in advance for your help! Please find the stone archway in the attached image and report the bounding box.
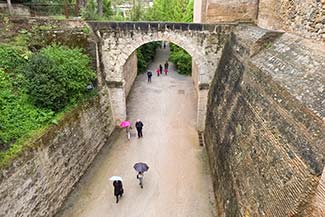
[88,22,233,131]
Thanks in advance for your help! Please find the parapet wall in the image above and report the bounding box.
[204,25,325,216]
[0,96,115,217]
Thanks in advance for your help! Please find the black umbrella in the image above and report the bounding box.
[133,162,149,173]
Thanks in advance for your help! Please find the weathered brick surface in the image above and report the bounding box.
[258,0,325,42]
[194,0,324,41]
[205,25,325,216]
[0,97,115,217]
[206,0,257,23]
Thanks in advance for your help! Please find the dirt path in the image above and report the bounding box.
[56,45,216,217]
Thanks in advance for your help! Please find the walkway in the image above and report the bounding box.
[56,45,216,217]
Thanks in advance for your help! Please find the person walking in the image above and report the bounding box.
[135,119,144,138]
[159,64,163,75]
[137,172,144,188]
[126,126,131,140]
[164,68,168,75]
[164,61,169,71]
[156,68,160,77]
[113,180,124,203]
[147,71,152,82]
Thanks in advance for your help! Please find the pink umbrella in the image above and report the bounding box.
[120,121,131,128]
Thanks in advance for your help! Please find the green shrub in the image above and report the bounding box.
[169,44,192,75]
[0,69,54,147]
[0,45,26,72]
[136,42,161,73]
[23,45,96,111]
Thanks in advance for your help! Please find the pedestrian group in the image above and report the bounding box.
[111,41,170,204]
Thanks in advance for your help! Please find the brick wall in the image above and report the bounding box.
[204,26,325,216]
[194,0,258,23]
[258,0,325,42]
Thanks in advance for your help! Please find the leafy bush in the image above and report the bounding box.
[169,44,192,75]
[137,42,161,73]
[23,45,96,111]
[0,69,54,148]
[0,45,26,72]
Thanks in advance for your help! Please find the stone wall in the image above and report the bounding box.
[205,25,325,216]
[123,51,138,97]
[194,0,258,23]
[258,0,325,42]
[0,3,31,16]
[0,96,115,217]
[194,0,325,41]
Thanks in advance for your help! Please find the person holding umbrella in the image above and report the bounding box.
[134,162,149,188]
[137,172,144,188]
[120,120,131,140]
[110,176,124,203]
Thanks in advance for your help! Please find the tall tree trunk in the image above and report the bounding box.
[6,0,14,15]
[75,0,80,16]
[64,0,70,18]
[98,0,103,17]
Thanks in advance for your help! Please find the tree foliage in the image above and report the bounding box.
[137,42,161,73]
[169,44,192,75]
[81,0,113,20]
[144,0,193,22]
[23,45,96,111]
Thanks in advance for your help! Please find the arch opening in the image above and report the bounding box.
[121,40,205,131]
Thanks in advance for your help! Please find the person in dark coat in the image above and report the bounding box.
[147,71,152,82]
[164,61,169,71]
[113,180,124,203]
[159,64,163,75]
[135,119,144,138]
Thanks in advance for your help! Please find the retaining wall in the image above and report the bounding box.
[0,96,115,217]
[205,25,325,216]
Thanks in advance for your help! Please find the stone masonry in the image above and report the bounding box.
[88,21,234,131]
[0,96,115,217]
[123,51,138,97]
[258,0,325,42]
[0,17,324,217]
[205,24,325,216]
[194,0,324,42]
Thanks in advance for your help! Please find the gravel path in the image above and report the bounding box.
[56,45,216,217]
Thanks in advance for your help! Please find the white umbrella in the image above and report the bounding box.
[109,176,123,181]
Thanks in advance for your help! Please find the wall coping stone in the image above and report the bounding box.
[87,21,254,32]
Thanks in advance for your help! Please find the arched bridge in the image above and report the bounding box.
[87,21,238,131]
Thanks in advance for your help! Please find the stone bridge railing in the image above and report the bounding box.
[87,21,249,32]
